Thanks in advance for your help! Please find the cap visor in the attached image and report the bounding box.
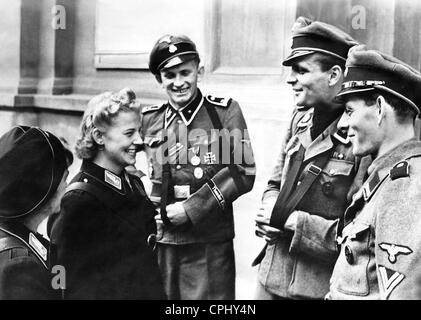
[282,50,315,66]
[334,87,376,104]
[161,52,198,71]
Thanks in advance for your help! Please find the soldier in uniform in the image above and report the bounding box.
[325,45,421,299]
[50,88,166,299]
[253,17,370,300]
[141,34,256,300]
[0,126,72,299]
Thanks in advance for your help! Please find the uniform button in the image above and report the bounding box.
[322,182,334,196]
[345,245,354,264]
[338,153,344,160]
[83,178,88,183]
[296,181,301,187]
[329,169,336,175]
[176,142,181,147]
[177,119,183,124]
[176,165,182,170]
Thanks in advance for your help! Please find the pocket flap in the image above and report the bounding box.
[189,132,219,146]
[323,159,354,176]
[144,134,165,147]
[343,221,370,240]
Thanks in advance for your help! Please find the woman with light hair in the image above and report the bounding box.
[50,88,166,299]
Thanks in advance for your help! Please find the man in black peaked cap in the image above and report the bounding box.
[141,34,256,299]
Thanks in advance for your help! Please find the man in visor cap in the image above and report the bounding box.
[324,45,421,299]
[253,17,370,300]
[0,126,72,299]
[141,34,256,299]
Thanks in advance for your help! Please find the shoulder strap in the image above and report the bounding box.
[0,223,49,269]
[0,236,23,253]
[253,144,335,267]
[270,139,339,230]
[160,163,173,228]
[205,103,246,196]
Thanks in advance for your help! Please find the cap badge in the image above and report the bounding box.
[104,170,122,190]
[342,80,385,89]
[29,233,47,261]
[158,36,172,44]
[169,44,178,53]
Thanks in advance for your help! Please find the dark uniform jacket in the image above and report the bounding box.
[141,89,256,244]
[257,107,369,299]
[330,139,421,299]
[0,223,58,299]
[50,160,166,299]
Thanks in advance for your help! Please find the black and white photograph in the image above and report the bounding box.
[1,0,421,312]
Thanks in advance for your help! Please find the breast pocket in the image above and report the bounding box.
[143,134,166,180]
[335,222,372,296]
[143,134,166,149]
[319,159,355,198]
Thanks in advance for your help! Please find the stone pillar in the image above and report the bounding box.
[37,0,75,95]
[0,0,74,96]
[0,0,40,95]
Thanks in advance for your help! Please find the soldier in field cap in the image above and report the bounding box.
[253,17,372,300]
[141,34,256,299]
[325,45,421,299]
[283,45,421,299]
[282,17,358,66]
[0,126,72,300]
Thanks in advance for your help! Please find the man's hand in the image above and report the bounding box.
[255,206,284,245]
[154,202,190,227]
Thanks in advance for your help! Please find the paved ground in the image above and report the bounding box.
[232,176,275,300]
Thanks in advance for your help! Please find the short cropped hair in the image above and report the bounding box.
[312,52,346,72]
[75,88,140,160]
[351,90,417,122]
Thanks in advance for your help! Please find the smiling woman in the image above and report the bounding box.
[49,89,166,299]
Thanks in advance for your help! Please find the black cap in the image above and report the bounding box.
[283,17,358,66]
[149,34,199,75]
[336,45,421,115]
[0,126,70,219]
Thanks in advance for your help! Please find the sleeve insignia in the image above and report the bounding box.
[206,178,226,210]
[378,265,405,299]
[378,243,413,264]
[206,95,231,107]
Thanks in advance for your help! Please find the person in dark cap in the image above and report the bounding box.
[324,45,421,299]
[253,17,371,300]
[141,34,256,299]
[49,88,166,299]
[0,126,72,299]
